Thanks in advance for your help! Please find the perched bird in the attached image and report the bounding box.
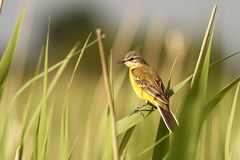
[118,51,178,132]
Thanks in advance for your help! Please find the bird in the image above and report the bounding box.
[118,51,179,132]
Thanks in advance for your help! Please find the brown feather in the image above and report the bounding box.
[132,66,169,107]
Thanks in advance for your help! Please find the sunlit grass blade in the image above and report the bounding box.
[103,50,116,159]
[136,134,169,158]
[191,5,217,87]
[0,5,25,157]
[59,33,91,160]
[67,33,92,89]
[201,75,240,125]
[169,20,215,160]
[99,70,127,159]
[152,54,181,160]
[45,105,54,159]
[14,147,22,160]
[37,18,50,160]
[167,54,182,90]
[224,83,239,160]
[0,4,25,98]
[103,112,113,160]
[59,95,69,160]
[152,119,169,160]
[17,49,44,160]
[9,37,101,108]
[119,126,135,156]
[68,138,78,160]
[23,41,79,144]
[168,50,240,97]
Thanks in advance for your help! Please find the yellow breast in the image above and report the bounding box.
[129,69,155,104]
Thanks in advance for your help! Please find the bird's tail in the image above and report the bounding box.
[157,106,179,132]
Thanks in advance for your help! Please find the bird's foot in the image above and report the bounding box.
[128,102,153,117]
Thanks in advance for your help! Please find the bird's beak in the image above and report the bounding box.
[117,60,125,64]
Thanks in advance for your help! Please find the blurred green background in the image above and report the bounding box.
[0,0,239,160]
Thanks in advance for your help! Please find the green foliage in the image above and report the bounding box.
[169,23,214,160]
[0,5,25,97]
[225,83,240,160]
[0,5,25,158]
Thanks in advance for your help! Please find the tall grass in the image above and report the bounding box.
[0,4,239,160]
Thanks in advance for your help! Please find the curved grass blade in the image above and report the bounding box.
[59,95,69,160]
[169,22,215,160]
[152,119,169,160]
[23,42,79,143]
[135,134,169,158]
[201,75,240,125]
[0,4,25,92]
[37,18,50,160]
[9,37,101,108]
[225,83,240,160]
[0,5,25,157]
[17,48,44,160]
[191,5,217,87]
[152,54,181,160]
[59,33,92,160]
[167,53,182,90]
[68,138,78,160]
[118,126,135,156]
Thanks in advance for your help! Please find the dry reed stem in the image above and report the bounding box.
[191,5,217,87]
[96,28,119,160]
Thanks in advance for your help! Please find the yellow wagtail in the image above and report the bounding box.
[118,51,178,132]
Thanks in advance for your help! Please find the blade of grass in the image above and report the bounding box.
[167,53,182,90]
[96,29,119,160]
[68,138,78,160]
[67,33,92,89]
[135,134,170,158]
[224,83,240,160]
[42,100,54,160]
[37,18,50,160]
[0,3,25,91]
[16,48,44,160]
[0,5,26,157]
[169,20,215,160]
[25,35,91,158]
[119,126,135,156]
[14,147,22,160]
[97,70,127,159]
[201,75,240,125]
[59,33,92,160]
[23,41,79,143]
[168,50,240,97]
[152,54,181,160]
[152,119,169,160]
[59,95,69,160]
[103,50,115,159]
[9,36,103,109]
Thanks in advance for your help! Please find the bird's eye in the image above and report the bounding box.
[129,57,134,61]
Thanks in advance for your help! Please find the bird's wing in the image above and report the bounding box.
[132,66,169,105]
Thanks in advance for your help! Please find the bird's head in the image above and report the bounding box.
[118,51,147,69]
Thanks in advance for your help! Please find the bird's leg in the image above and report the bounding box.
[129,101,152,116]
